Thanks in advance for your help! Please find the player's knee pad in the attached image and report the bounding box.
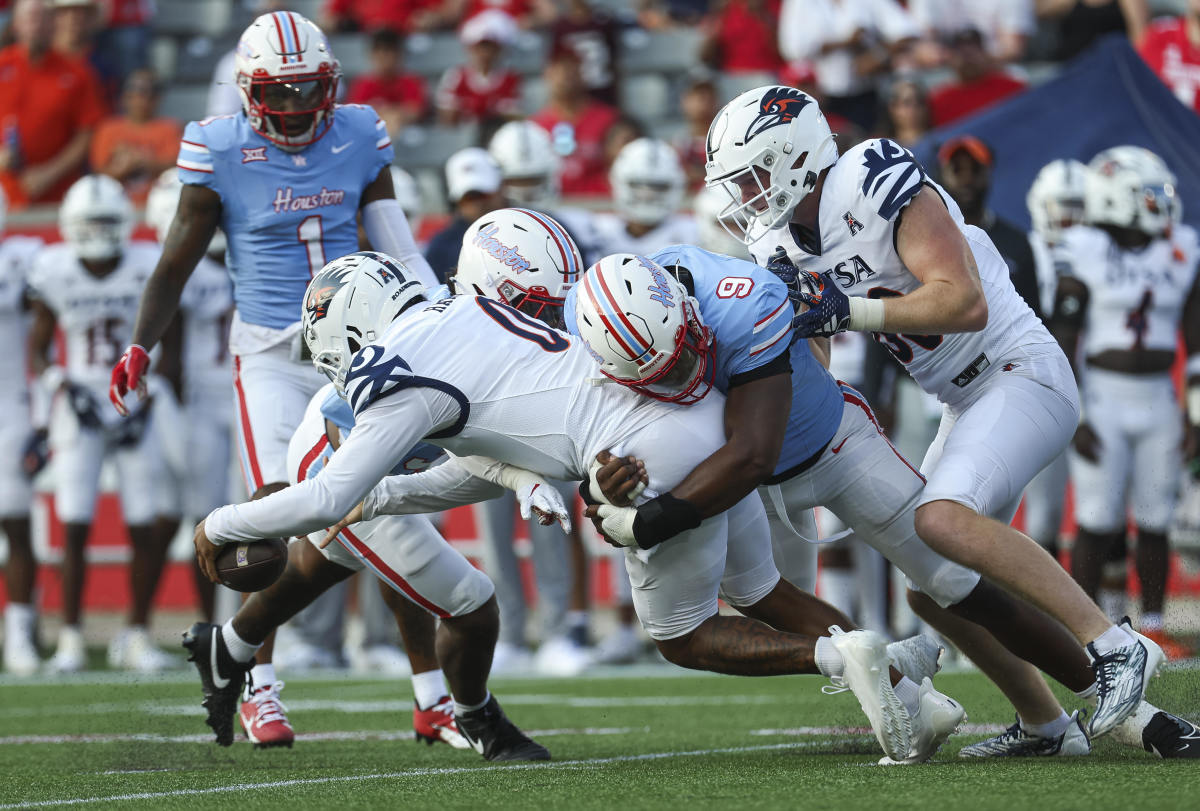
[906,560,981,609]
[442,565,495,618]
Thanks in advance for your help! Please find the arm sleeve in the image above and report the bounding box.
[204,388,444,543]
[361,198,439,288]
[727,279,794,376]
[362,456,506,519]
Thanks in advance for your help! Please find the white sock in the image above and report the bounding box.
[412,669,446,710]
[814,636,844,679]
[221,620,260,662]
[1108,700,1160,749]
[249,662,276,693]
[4,603,34,635]
[1140,612,1164,632]
[454,691,490,716]
[892,676,921,717]
[818,570,856,619]
[1089,624,1135,656]
[1099,589,1127,622]
[1021,710,1070,739]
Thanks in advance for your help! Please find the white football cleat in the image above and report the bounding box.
[3,627,40,676]
[123,628,178,672]
[827,626,912,761]
[46,626,86,674]
[535,636,593,677]
[886,634,943,685]
[1087,620,1164,738]
[489,641,534,675]
[878,677,965,764]
[958,711,1090,758]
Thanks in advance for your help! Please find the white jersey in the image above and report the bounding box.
[204,292,725,544]
[593,213,699,257]
[0,236,43,396]
[27,241,159,420]
[1054,223,1199,357]
[750,138,1049,402]
[179,256,234,395]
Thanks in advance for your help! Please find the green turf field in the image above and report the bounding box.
[1,663,1196,810]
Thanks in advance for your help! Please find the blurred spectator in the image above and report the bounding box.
[1138,0,1200,114]
[0,0,105,208]
[424,147,506,282]
[907,0,1034,63]
[937,135,1041,319]
[672,72,717,189]
[435,10,522,127]
[348,28,428,134]
[780,59,863,146]
[531,44,619,196]
[1037,0,1148,62]
[700,0,782,75]
[928,28,1026,127]
[601,114,643,175]
[456,0,557,28]
[322,0,447,34]
[637,0,711,29]
[90,69,180,204]
[50,0,117,103]
[92,0,151,87]
[550,0,620,105]
[878,77,930,147]
[779,0,919,130]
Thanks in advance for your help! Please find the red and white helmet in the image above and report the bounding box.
[455,207,581,330]
[1086,145,1180,237]
[574,253,714,405]
[704,85,838,245]
[234,11,340,151]
[1027,159,1088,244]
[610,137,685,226]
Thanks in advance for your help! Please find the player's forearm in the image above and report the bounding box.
[131,267,190,350]
[669,441,775,519]
[873,277,987,335]
[362,461,504,519]
[205,478,351,544]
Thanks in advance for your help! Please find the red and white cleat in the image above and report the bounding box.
[240,681,295,748]
[414,695,470,748]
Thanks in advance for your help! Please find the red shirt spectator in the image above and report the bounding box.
[1139,16,1200,114]
[928,71,1025,126]
[106,0,152,25]
[531,46,619,196]
[348,28,428,133]
[463,0,533,22]
[323,0,444,33]
[435,11,522,126]
[350,74,427,114]
[703,0,782,74]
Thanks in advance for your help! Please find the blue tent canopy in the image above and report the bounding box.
[913,35,1200,231]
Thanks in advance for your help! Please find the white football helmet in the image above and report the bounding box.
[704,85,838,245]
[235,10,340,151]
[1086,146,1181,237]
[575,253,714,405]
[1027,159,1088,244]
[59,174,133,262]
[610,137,686,227]
[694,185,751,259]
[455,207,581,330]
[145,168,227,257]
[302,251,427,393]
[390,166,423,230]
[488,120,561,209]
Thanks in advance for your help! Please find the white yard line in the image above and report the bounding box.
[1,741,839,809]
[0,727,648,746]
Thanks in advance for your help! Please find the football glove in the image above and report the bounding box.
[594,504,638,547]
[20,428,49,479]
[791,271,852,338]
[109,344,150,417]
[516,480,572,533]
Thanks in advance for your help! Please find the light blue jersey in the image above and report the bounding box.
[565,245,844,476]
[177,104,393,329]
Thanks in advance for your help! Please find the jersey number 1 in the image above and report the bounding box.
[298,215,325,277]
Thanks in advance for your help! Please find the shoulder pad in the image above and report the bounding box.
[344,343,414,416]
[848,138,925,222]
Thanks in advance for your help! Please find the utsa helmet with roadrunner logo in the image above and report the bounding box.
[704,85,838,245]
[455,207,581,330]
[59,174,134,262]
[574,253,714,405]
[610,138,686,227]
[1027,159,1088,245]
[234,10,340,151]
[302,251,427,393]
[1086,146,1181,237]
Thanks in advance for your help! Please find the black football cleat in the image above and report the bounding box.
[183,622,253,747]
[1143,711,1200,759]
[455,695,551,762]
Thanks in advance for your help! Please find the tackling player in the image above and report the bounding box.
[704,85,1162,740]
[107,11,435,745]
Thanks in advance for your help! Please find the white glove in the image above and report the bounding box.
[587,454,646,506]
[516,480,572,533]
[595,504,638,547]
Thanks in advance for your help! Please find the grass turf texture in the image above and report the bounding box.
[0,665,1196,810]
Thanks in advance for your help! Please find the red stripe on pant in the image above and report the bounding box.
[338,526,451,618]
[840,385,927,483]
[233,356,264,490]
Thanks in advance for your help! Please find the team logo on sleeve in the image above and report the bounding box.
[241,147,268,163]
[745,87,812,141]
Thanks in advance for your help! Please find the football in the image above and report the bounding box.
[214,538,288,592]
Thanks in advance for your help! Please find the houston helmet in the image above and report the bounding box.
[145,168,227,257]
[1027,159,1088,244]
[574,253,714,405]
[302,251,427,393]
[59,174,134,262]
[234,11,340,151]
[610,137,686,226]
[488,120,561,210]
[455,207,581,330]
[704,85,838,245]
[1086,146,1180,237]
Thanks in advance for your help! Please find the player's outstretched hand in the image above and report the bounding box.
[592,450,647,506]
[109,344,150,416]
[517,481,572,532]
[322,502,365,548]
[1073,422,1102,463]
[791,271,852,338]
[193,519,220,583]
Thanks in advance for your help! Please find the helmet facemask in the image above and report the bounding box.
[241,70,339,151]
[709,140,830,246]
[606,298,715,406]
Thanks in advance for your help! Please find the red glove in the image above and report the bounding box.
[109,344,150,416]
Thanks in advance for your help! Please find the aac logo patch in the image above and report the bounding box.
[843,211,864,236]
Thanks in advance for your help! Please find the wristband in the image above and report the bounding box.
[631,493,702,549]
[847,297,886,332]
[578,474,602,507]
[1188,384,1200,425]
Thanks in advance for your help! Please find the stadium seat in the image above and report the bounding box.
[618,27,702,75]
[174,35,238,84]
[158,83,212,124]
[520,77,548,116]
[329,34,371,80]
[155,0,233,38]
[505,31,550,76]
[620,74,671,122]
[392,125,480,172]
[404,33,468,80]
[286,0,325,20]
[716,72,780,104]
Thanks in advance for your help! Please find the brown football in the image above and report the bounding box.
[214,538,288,592]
